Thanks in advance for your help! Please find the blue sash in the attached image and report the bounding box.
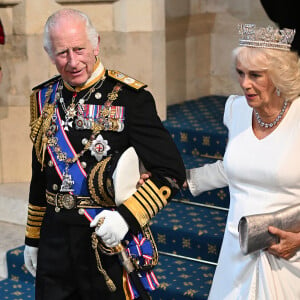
[38,83,88,196]
[125,233,159,299]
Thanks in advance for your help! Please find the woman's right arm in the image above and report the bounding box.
[186,160,228,196]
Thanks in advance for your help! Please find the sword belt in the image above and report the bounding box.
[46,190,102,210]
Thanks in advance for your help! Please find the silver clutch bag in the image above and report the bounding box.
[238,204,300,255]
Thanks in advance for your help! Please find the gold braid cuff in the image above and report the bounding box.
[122,179,170,228]
[25,203,46,240]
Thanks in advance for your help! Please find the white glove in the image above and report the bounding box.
[24,245,38,277]
[90,210,129,248]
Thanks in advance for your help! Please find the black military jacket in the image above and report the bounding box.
[26,68,186,247]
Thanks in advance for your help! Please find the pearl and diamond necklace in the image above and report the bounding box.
[254,100,288,129]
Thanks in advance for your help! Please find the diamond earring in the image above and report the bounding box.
[276,87,281,96]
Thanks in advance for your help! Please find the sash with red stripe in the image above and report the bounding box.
[125,232,159,299]
[38,83,89,196]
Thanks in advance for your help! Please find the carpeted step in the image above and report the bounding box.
[163,95,228,159]
[150,201,227,264]
[174,187,229,211]
[0,221,26,279]
[5,246,34,283]
[181,153,217,169]
[0,245,35,299]
[0,278,35,299]
[152,253,215,300]
[1,247,215,300]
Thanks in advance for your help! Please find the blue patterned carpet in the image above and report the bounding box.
[150,201,226,264]
[164,95,228,159]
[152,254,215,300]
[0,246,35,299]
[0,95,229,300]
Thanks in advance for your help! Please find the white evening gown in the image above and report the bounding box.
[208,95,300,300]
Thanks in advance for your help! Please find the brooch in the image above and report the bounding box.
[89,134,111,161]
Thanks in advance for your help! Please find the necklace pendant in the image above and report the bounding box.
[60,167,74,192]
[67,104,77,118]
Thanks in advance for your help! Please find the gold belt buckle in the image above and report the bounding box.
[61,194,76,209]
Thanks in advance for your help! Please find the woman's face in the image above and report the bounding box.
[236,59,276,109]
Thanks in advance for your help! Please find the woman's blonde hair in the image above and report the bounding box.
[232,47,300,101]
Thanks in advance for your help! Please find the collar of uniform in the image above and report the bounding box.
[63,58,106,92]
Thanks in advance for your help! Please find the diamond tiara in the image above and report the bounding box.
[238,24,295,51]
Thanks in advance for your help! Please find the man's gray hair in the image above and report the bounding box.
[43,8,99,59]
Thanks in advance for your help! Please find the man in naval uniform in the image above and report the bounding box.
[24,8,185,300]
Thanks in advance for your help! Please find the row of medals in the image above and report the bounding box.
[47,81,113,193]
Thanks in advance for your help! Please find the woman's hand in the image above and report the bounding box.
[267,226,300,259]
[136,172,152,188]
[137,173,188,191]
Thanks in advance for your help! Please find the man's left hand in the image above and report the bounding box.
[90,210,129,247]
[24,245,38,277]
[267,226,300,259]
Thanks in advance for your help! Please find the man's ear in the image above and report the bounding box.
[93,36,100,57]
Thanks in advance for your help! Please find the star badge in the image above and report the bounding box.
[89,134,111,161]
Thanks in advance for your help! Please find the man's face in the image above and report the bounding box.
[49,18,99,87]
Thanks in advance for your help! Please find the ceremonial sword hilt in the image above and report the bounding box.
[95,217,152,300]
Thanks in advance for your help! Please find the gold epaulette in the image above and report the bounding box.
[107,70,147,90]
[30,75,61,125]
[32,74,61,91]
[29,82,56,167]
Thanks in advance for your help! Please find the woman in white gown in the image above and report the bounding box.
[187,24,300,299]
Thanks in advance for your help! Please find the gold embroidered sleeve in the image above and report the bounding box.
[25,203,46,239]
[122,179,171,228]
[29,85,55,166]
